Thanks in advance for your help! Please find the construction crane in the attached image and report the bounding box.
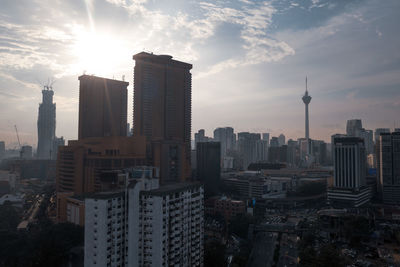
[14,125,22,158]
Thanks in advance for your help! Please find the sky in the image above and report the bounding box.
[0,0,399,148]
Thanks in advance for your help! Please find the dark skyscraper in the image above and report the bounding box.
[132,52,192,182]
[78,75,128,139]
[346,119,363,136]
[378,132,400,204]
[196,142,221,196]
[37,86,56,159]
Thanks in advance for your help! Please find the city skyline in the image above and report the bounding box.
[0,0,400,146]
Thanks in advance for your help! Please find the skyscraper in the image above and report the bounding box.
[213,127,236,158]
[346,119,363,136]
[194,129,211,148]
[238,132,260,169]
[255,139,268,162]
[78,75,128,139]
[132,52,192,182]
[360,129,374,155]
[278,134,286,146]
[375,128,390,143]
[56,76,146,223]
[196,142,221,196]
[52,137,65,160]
[378,132,400,204]
[270,137,279,148]
[37,86,56,159]
[262,133,270,145]
[327,137,371,207]
[0,141,5,158]
[302,77,312,155]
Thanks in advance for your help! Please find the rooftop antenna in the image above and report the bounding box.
[122,75,125,81]
[39,77,55,91]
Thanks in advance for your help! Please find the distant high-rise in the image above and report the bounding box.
[133,52,192,182]
[21,145,33,159]
[346,119,373,154]
[78,75,128,139]
[0,141,5,158]
[270,137,279,147]
[214,127,236,158]
[375,128,390,143]
[287,139,299,167]
[37,86,56,159]
[327,137,371,207]
[196,142,221,196]
[312,140,327,165]
[360,129,374,155]
[278,134,286,146]
[378,132,400,205]
[262,133,270,145]
[238,132,260,169]
[52,137,65,160]
[346,119,363,136]
[255,139,268,162]
[194,129,211,148]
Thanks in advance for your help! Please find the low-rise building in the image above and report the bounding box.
[206,196,245,220]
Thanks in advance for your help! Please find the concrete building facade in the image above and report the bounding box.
[37,86,56,159]
[196,142,221,196]
[132,52,192,182]
[378,132,400,204]
[328,137,371,207]
[84,167,204,267]
[78,75,128,139]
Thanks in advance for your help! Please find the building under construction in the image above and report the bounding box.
[37,86,56,159]
[37,85,64,159]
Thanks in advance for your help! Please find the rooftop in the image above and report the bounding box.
[78,74,129,86]
[141,182,201,196]
[132,51,192,69]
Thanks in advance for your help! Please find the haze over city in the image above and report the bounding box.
[2,1,400,267]
[1,0,399,146]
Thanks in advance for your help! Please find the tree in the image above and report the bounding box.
[317,245,346,267]
[0,203,20,230]
[344,216,370,245]
[204,241,226,267]
[229,214,254,239]
[0,222,84,267]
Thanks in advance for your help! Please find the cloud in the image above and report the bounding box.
[0,0,399,145]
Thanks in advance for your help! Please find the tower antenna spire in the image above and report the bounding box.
[306,76,308,93]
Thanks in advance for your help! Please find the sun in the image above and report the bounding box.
[71,30,128,77]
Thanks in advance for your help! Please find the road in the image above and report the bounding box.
[17,194,43,229]
[278,233,298,267]
[247,232,278,267]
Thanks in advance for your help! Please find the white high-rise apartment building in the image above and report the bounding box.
[84,167,204,267]
[327,137,371,207]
